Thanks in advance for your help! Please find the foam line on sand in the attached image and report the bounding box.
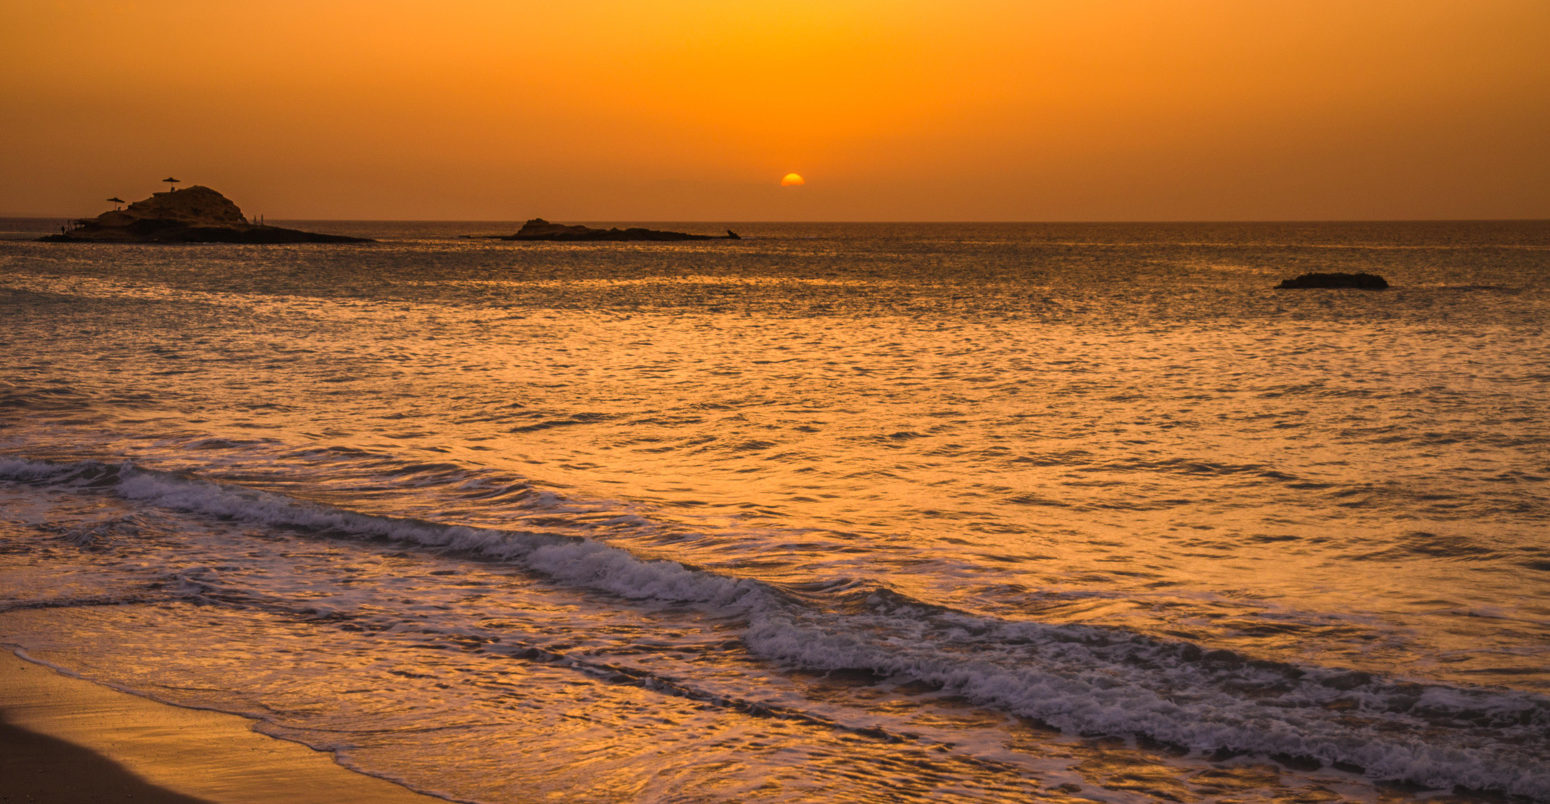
[0,649,446,804]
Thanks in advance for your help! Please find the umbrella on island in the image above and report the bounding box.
[107,196,125,210]
[162,177,180,193]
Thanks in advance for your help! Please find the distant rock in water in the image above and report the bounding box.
[40,186,369,243]
[485,218,740,242]
[1275,272,1389,290]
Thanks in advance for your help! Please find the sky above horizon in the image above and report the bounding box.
[3,0,1548,221]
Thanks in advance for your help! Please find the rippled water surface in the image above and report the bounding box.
[2,221,1548,801]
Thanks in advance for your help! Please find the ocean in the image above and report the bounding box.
[1,219,1547,802]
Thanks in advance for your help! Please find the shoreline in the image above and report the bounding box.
[0,649,446,804]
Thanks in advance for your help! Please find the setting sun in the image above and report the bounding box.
[2,1,1548,800]
[1,1,1545,220]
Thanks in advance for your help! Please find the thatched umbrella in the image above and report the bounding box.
[107,196,126,210]
[162,177,180,193]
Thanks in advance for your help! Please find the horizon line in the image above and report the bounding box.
[3,214,1548,226]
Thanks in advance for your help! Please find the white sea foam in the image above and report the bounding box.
[0,457,766,612]
[741,611,1550,798]
[3,455,1548,799]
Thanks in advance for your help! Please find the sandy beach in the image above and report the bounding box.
[0,650,442,804]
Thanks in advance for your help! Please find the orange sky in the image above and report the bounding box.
[3,0,1547,220]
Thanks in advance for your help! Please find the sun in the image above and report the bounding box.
[780,172,805,187]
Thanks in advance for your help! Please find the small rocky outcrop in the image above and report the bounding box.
[1275,272,1389,290]
[485,218,739,242]
[41,186,370,243]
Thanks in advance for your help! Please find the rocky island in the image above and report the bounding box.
[40,186,370,243]
[481,218,740,242]
[1275,272,1389,290]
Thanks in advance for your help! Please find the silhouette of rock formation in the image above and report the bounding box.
[40,186,369,243]
[1275,272,1389,290]
[489,218,739,241]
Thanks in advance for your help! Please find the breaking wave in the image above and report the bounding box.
[3,455,1547,799]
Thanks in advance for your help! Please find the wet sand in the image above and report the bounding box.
[0,650,442,804]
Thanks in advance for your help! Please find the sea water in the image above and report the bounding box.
[1,220,1547,802]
